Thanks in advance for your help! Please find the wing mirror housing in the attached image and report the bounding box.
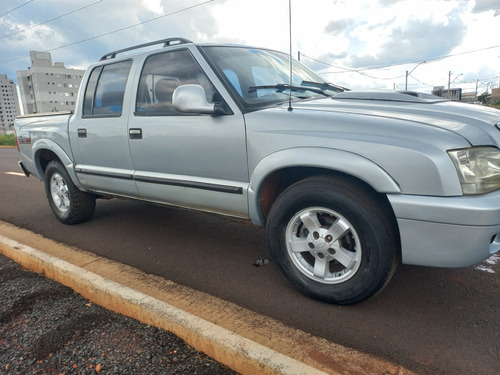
[173,84,230,115]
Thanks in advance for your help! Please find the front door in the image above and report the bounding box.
[127,48,249,217]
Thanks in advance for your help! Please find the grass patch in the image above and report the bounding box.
[0,134,16,146]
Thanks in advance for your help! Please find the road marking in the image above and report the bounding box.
[5,172,25,176]
[474,253,500,274]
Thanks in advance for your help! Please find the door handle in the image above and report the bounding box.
[129,128,142,139]
[77,128,87,138]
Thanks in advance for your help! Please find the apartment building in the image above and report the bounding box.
[17,51,84,114]
[431,86,462,101]
[0,74,20,133]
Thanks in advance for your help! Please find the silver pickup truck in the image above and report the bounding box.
[15,38,500,304]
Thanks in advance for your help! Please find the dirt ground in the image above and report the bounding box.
[0,253,237,375]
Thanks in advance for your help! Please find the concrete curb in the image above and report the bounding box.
[0,234,330,375]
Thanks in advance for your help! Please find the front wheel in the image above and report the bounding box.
[44,161,96,224]
[266,175,399,305]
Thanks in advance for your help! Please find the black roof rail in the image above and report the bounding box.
[99,37,193,61]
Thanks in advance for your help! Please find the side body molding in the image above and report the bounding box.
[247,147,401,226]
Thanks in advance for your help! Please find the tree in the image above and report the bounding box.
[477,91,491,104]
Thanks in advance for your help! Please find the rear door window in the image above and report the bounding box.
[83,60,132,117]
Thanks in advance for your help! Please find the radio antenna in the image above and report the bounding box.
[287,0,293,112]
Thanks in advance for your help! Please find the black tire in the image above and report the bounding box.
[266,175,399,305]
[44,161,96,225]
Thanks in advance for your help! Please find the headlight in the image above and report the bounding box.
[448,147,500,195]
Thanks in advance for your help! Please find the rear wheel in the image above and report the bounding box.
[266,175,399,305]
[45,161,96,224]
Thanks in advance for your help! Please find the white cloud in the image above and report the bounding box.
[211,0,291,48]
[142,0,164,14]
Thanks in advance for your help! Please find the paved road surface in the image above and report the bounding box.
[1,148,499,374]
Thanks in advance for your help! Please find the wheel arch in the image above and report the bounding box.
[248,148,401,227]
[32,139,84,190]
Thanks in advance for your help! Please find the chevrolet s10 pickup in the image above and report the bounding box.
[15,38,500,304]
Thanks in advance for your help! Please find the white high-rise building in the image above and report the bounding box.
[17,51,84,114]
[0,74,20,133]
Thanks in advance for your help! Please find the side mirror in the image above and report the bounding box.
[173,84,228,115]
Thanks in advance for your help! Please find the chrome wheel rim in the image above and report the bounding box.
[285,207,362,284]
[50,172,70,213]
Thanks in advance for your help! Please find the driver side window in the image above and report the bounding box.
[135,49,216,116]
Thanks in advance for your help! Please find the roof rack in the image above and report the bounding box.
[99,37,193,61]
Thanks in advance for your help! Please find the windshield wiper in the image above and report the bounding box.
[301,81,349,92]
[248,84,332,97]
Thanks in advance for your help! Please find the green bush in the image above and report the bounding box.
[0,134,16,146]
[489,100,500,110]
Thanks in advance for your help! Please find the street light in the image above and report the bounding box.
[405,60,426,90]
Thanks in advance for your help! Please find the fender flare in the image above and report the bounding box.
[32,138,85,191]
[248,147,401,226]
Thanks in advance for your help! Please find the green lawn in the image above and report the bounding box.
[0,134,16,146]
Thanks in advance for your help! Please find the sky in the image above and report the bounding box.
[1,0,499,95]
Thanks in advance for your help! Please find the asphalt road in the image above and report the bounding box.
[1,148,499,374]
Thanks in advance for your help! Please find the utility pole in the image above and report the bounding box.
[448,71,451,99]
[405,61,425,91]
[447,71,463,100]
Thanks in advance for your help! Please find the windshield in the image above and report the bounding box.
[201,46,345,110]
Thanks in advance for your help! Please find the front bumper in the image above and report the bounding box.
[388,192,500,267]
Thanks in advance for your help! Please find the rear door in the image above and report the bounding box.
[71,59,139,197]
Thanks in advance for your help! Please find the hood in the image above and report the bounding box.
[292,90,500,146]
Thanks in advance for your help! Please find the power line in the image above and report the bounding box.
[301,53,414,80]
[0,0,34,18]
[407,74,434,88]
[0,0,215,64]
[302,44,500,78]
[302,54,407,80]
[0,0,103,39]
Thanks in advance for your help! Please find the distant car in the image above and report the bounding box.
[15,38,500,305]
